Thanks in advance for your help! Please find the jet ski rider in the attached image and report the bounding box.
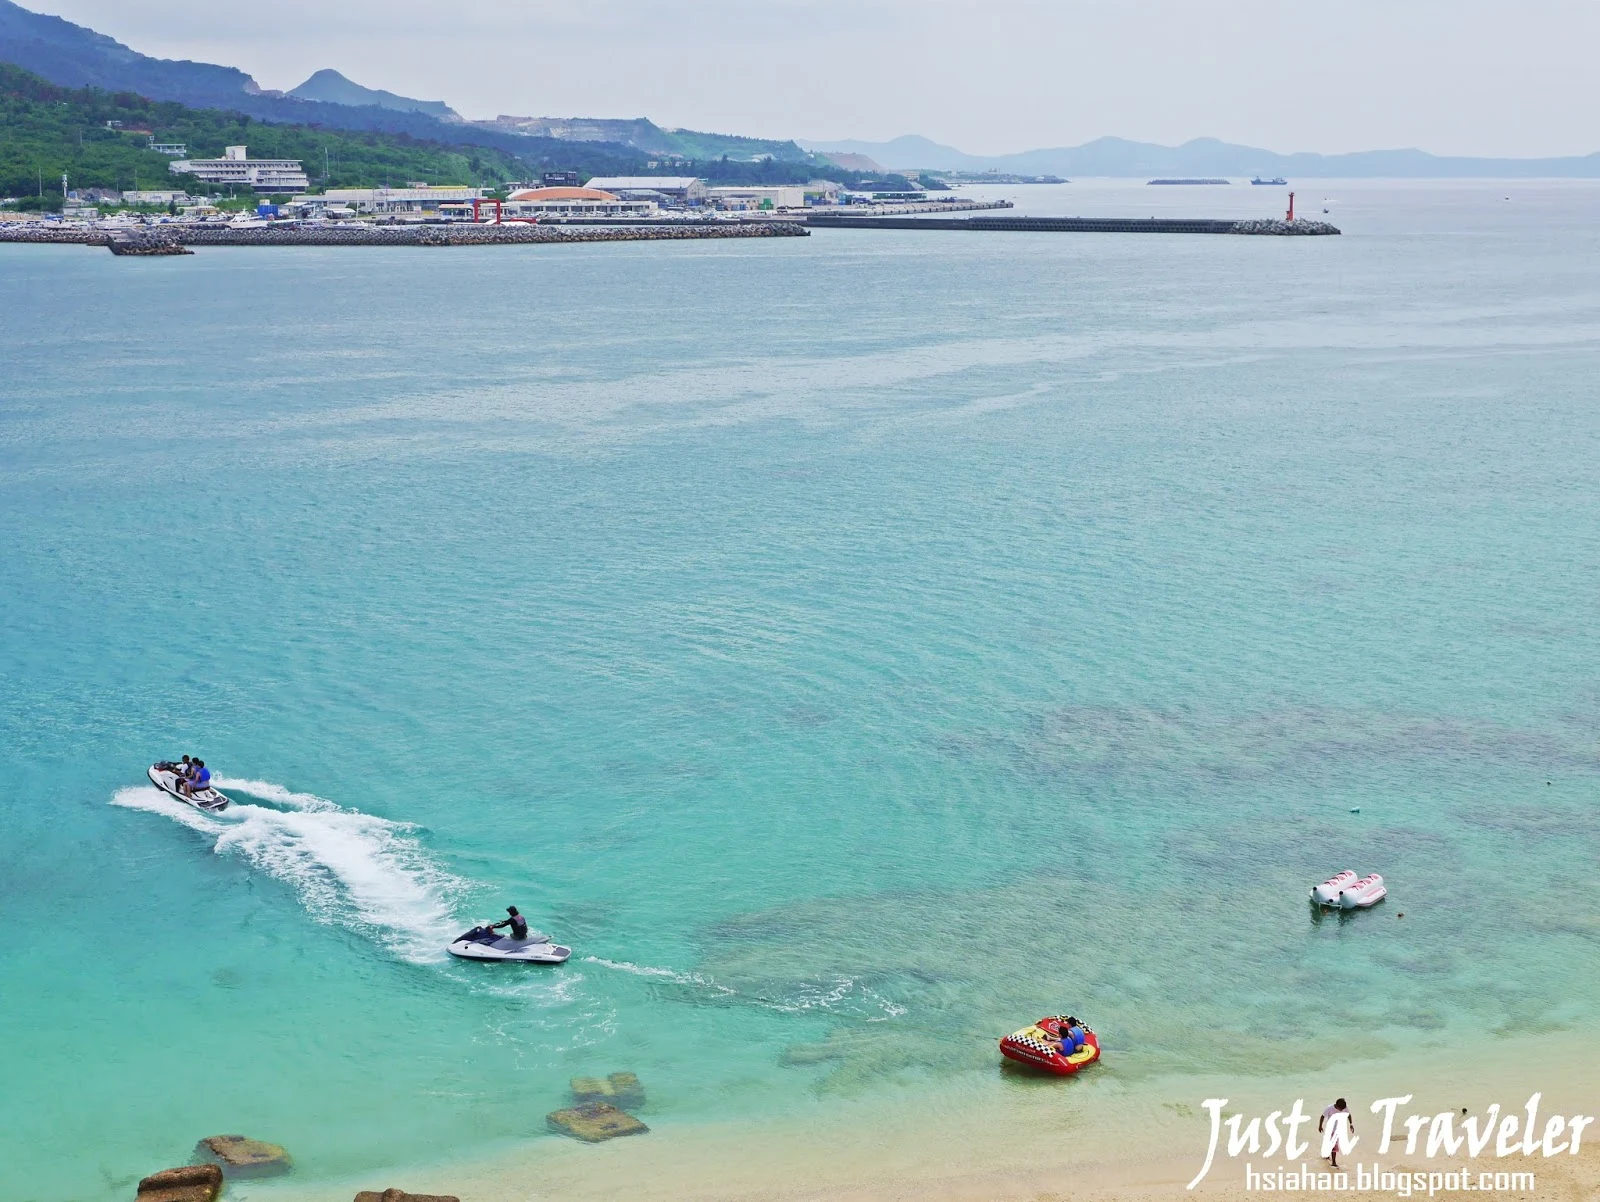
[178,759,211,797]
[491,906,529,940]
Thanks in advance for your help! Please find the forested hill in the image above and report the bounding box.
[0,65,643,200]
[0,66,884,202]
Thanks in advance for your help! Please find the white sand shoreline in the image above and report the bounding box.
[240,1024,1599,1202]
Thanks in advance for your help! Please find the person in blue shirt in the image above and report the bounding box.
[179,759,211,797]
[1054,1016,1087,1055]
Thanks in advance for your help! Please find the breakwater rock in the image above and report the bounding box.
[1231,218,1341,235]
[547,1100,650,1142]
[0,222,808,250]
[135,1165,222,1202]
[180,222,808,247]
[0,224,100,245]
[107,233,192,255]
[571,1070,645,1110]
[808,214,1341,235]
[193,1134,292,1178]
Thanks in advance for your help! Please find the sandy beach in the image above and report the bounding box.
[243,1025,1599,1202]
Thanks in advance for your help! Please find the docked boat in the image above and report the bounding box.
[999,1016,1100,1075]
[447,926,572,963]
[147,762,231,812]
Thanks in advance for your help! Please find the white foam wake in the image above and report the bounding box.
[212,777,334,811]
[585,956,737,995]
[584,957,907,1018]
[112,785,464,963]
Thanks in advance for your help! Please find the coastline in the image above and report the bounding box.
[243,1024,1600,1201]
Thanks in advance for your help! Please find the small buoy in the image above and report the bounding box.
[1397,912,1405,918]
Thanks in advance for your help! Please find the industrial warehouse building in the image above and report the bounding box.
[584,176,708,204]
[706,186,805,211]
[168,146,309,193]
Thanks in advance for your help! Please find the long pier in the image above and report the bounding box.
[806,214,1339,236]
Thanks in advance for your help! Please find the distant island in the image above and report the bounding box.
[1148,178,1230,185]
[798,133,1600,179]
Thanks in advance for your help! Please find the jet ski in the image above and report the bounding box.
[148,762,231,812]
[447,925,572,964]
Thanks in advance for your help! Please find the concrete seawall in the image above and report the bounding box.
[807,215,1340,235]
[0,222,810,250]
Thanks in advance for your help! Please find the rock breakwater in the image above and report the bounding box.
[808,214,1341,235]
[1231,218,1341,235]
[0,221,808,250]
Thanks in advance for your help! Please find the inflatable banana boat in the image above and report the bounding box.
[1310,870,1386,909]
[999,1016,1100,1075]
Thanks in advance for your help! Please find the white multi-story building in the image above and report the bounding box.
[168,146,309,193]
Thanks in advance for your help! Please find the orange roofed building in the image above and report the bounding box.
[498,185,657,218]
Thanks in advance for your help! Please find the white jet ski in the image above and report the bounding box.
[148,762,231,812]
[447,925,571,964]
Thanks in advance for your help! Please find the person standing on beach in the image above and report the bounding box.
[1320,1098,1354,1169]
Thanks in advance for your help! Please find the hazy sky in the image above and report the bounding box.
[24,0,1600,157]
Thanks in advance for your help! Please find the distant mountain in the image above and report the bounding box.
[801,136,974,171]
[288,69,460,122]
[481,114,814,164]
[818,152,884,173]
[0,0,254,102]
[0,0,651,166]
[801,134,1600,179]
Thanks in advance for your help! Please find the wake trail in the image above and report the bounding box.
[112,785,465,964]
[584,956,907,1019]
[212,777,335,811]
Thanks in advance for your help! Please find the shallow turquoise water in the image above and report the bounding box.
[3,181,1599,1200]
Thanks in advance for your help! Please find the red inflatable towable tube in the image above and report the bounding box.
[998,1016,1101,1075]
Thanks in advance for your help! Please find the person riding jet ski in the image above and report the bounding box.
[490,906,529,940]
[178,759,211,798]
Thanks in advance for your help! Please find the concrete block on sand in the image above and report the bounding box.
[193,1134,292,1177]
[135,1164,222,1202]
[547,1101,650,1142]
[353,1191,461,1202]
[570,1071,645,1110]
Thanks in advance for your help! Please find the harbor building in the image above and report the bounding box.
[119,190,193,206]
[498,186,656,218]
[805,180,843,205]
[168,146,309,193]
[309,186,484,214]
[584,176,707,205]
[706,186,805,211]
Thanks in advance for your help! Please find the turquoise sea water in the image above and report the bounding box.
[2,180,1599,1201]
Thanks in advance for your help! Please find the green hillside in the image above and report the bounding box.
[0,63,891,207]
[0,63,633,203]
